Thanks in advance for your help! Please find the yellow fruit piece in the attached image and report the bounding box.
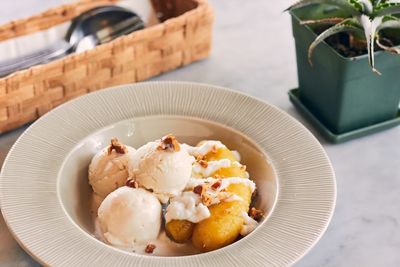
[204,147,237,162]
[165,219,194,243]
[192,200,243,251]
[214,163,246,178]
[169,142,253,250]
[226,183,252,209]
[192,145,253,252]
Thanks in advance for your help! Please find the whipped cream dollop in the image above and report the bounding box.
[165,191,210,223]
[231,150,241,161]
[165,176,255,223]
[186,177,256,193]
[182,141,226,157]
[192,158,231,177]
[240,211,259,236]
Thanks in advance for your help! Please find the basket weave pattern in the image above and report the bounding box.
[0,0,214,133]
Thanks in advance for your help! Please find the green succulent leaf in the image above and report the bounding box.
[308,19,363,65]
[377,17,400,30]
[373,2,400,16]
[374,0,389,4]
[376,36,400,54]
[286,0,362,15]
[348,0,365,12]
[288,0,400,74]
[358,15,383,74]
[381,14,399,22]
[300,17,346,25]
[357,0,374,14]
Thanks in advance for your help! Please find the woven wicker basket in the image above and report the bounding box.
[0,0,214,133]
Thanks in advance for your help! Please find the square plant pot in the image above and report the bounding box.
[290,6,400,136]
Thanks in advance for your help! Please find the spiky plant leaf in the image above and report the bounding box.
[286,0,362,15]
[300,17,346,25]
[376,36,400,53]
[358,15,383,74]
[377,16,400,30]
[357,0,374,14]
[308,19,363,65]
[288,0,400,74]
[348,0,365,12]
[373,2,400,16]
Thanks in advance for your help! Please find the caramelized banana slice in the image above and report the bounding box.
[203,146,237,162]
[165,219,195,243]
[192,201,243,251]
[192,145,252,251]
[166,142,253,249]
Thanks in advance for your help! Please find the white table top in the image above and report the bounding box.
[0,1,399,266]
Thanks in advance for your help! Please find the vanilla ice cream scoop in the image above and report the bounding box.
[129,135,194,203]
[98,186,162,247]
[89,138,135,198]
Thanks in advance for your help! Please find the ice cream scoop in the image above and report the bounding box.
[98,186,162,247]
[129,135,194,203]
[89,138,135,198]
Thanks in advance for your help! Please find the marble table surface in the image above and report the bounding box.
[0,1,399,266]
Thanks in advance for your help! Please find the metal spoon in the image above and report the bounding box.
[0,6,141,73]
[0,6,144,77]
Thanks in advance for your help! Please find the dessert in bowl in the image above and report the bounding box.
[1,82,335,266]
[58,116,278,256]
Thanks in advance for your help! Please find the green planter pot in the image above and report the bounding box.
[290,6,400,139]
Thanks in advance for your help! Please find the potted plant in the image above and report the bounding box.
[286,0,400,143]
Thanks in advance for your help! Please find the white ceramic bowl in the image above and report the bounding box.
[0,82,336,266]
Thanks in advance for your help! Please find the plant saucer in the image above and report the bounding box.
[289,89,400,144]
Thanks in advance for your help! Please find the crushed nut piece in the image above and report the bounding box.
[240,164,247,171]
[108,138,128,155]
[196,155,205,161]
[193,185,203,195]
[145,244,156,254]
[249,207,265,222]
[198,160,208,168]
[126,178,138,188]
[211,145,218,154]
[211,180,222,190]
[194,182,235,207]
[157,134,181,152]
[201,194,213,206]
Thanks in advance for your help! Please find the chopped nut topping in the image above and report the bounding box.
[196,155,205,161]
[193,185,203,195]
[211,145,218,154]
[157,134,181,152]
[126,178,138,188]
[249,207,265,222]
[201,194,213,207]
[108,138,128,155]
[198,160,208,168]
[240,164,247,171]
[145,244,156,254]
[211,180,222,190]
[193,181,238,207]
